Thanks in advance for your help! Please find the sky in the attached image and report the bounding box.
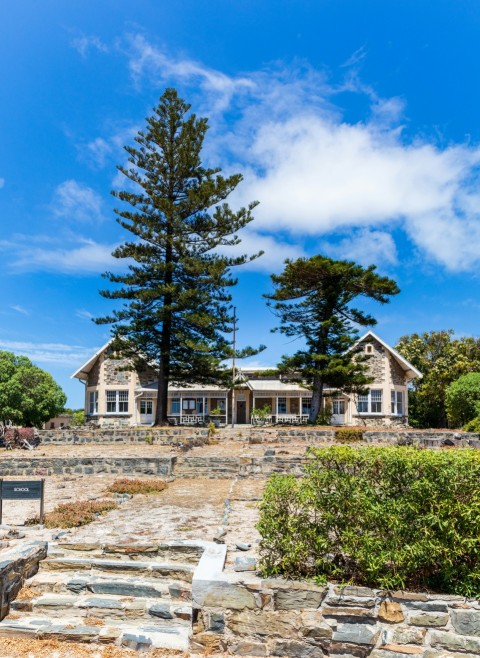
[1,0,480,407]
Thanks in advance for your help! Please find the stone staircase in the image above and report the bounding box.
[0,541,202,651]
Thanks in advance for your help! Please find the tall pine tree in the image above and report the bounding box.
[265,256,399,422]
[96,89,261,425]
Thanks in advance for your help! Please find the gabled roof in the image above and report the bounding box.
[70,339,114,380]
[353,330,422,380]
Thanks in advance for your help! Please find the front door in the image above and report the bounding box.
[139,399,154,425]
[236,400,247,424]
[331,399,346,425]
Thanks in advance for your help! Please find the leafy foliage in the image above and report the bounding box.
[71,410,85,426]
[96,89,262,423]
[396,330,480,428]
[106,478,167,495]
[27,500,118,528]
[335,427,364,442]
[265,256,399,422]
[445,372,480,428]
[464,416,480,432]
[257,446,480,596]
[0,351,66,428]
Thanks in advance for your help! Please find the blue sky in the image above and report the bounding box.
[1,1,480,407]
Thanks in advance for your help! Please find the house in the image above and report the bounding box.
[42,414,73,430]
[71,331,421,427]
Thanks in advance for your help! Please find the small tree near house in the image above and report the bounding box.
[96,89,262,425]
[265,255,399,423]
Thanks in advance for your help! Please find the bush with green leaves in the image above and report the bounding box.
[257,445,480,596]
[334,427,364,442]
[464,417,480,433]
[446,372,480,428]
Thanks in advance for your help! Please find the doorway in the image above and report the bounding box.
[236,400,247,424]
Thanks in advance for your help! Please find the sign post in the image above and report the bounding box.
[0,479,45,524]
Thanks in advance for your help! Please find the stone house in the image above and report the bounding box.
[71,331,421,427]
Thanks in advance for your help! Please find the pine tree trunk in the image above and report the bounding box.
[310,374,324,423]
[155,365,169,425]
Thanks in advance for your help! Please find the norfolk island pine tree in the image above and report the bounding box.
[96,89,263,425]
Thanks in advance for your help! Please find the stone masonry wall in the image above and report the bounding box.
[193,575,480,657]
[0,542,47,620]
[0,457,175,477]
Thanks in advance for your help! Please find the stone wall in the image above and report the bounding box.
[0,456,176,477]
[193,573,480,657]
[0,541,47,619]
[39,427,209,444]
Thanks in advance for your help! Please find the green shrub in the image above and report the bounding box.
[335,427,364,442]
[315,402,332,426]
[257,445,480,596]
[464,417,480,433]
[446,372,480,428]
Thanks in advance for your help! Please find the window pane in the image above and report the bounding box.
[358,394,368,413]
[119,390,129,412]
[196,398,204,413]
[397,391,403,415]
[391,390,396,414]
[371,389,382,413]
[106,390,117,413]
[333,399,345,415]
[302,398,312,414]
[171,398,180,414]
[278,397,287,414]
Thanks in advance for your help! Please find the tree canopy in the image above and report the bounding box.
[445,372,480,429]
[395,330,480,428]
[96,89,262,424]
[265,255,399,422]
[0,351,66,428]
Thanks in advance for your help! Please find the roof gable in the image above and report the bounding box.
[354,331,422,380]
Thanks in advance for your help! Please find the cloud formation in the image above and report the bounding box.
[0,339,98,366]
[10,305,29,316]
[53,180,104,224]
[120,39,480,272]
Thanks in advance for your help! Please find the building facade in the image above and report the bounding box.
[71,331,421,427]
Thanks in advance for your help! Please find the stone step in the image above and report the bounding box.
[40,557,195,582]
[0,616,191,651]
[25,570,192,601]
[53,541,203,565]
[11,592,192,626]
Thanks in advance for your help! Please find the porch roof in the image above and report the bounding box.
[247,379,311,394]
[135,383,228,395]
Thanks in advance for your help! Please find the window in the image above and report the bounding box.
[88,391,98,415]
[365,344,373,354]
[140,399,153,415]
[357,394,369,413]
[333,399,345,415]
[171,398,180,414]
[182,398,196,411]
[371,390,382,413]
[106,390,129,414]
[196,398,204,414]
[277,397,287,414]
[391,390,404,415]
[302,398,312,415]
[357,391,382,414]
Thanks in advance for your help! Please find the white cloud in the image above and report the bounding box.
[217,229,305,273]
[0,177,4,189]
[10,305,29,316]
[76,309,95,320]
[321,229,398,267]
[53,180,104,224]
[0,339,98,366]
[71,35,109,58]
[11,238,122,275]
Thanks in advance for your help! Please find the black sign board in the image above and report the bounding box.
[0,479,45,523]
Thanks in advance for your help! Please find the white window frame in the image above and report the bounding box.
[140,399,153,415]
[357,390,382,415]
[277,397,287,414]
[182,398,196,411]
[88,390,98,415]
[302,398,312,415]
[391,390,404,416]
[332,399,345,415]
[106,390,129,414]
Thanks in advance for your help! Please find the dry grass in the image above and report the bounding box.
[0,637,189,657]
[105,478,167,495]
[26,499,118,528]
[16,586,37,600]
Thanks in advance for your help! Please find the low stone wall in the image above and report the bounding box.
[0,541,47,619]
[39,427,209,445]
[193,572,480,657]
[37,426,480,449]
[0,456,176,477]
